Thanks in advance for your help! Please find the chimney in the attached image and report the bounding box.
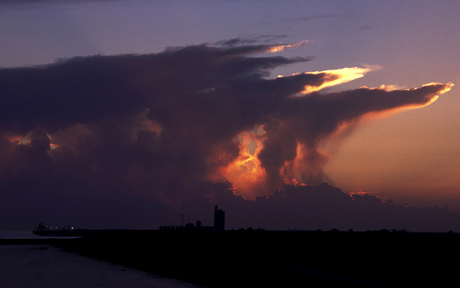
[214,205,225,232]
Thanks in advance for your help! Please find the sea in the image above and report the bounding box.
[0,231,201,288]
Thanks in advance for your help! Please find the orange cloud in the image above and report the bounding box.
[362,82,454,121]
[222,128,268,199]
[266,40,309,53]
[301,66,379,94]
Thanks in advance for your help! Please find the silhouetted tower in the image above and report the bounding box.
[214,205,225,232]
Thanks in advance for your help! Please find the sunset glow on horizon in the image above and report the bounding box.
[220,75,453,200]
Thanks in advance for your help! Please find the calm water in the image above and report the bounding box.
[0,231,77,239]
[0,232,201,288]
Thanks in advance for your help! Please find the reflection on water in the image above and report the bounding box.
[0,234,201,288]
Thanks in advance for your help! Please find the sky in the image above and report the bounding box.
[0,0,459,232]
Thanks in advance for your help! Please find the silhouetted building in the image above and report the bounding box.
[214,205,225,232]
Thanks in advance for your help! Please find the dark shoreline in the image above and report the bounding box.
[3,230,460,287]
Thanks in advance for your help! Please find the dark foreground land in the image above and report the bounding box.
[3,230,460,287]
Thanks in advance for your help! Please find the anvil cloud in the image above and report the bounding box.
[0,42,454,231]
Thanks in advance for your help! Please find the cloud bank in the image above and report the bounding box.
[0,41,454,231]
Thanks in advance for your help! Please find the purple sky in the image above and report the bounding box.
[0,0,459,231]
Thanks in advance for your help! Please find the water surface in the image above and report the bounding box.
[0,241,200,288]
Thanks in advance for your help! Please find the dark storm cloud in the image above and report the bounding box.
[0,44,308,132]
[0,42,454,230]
